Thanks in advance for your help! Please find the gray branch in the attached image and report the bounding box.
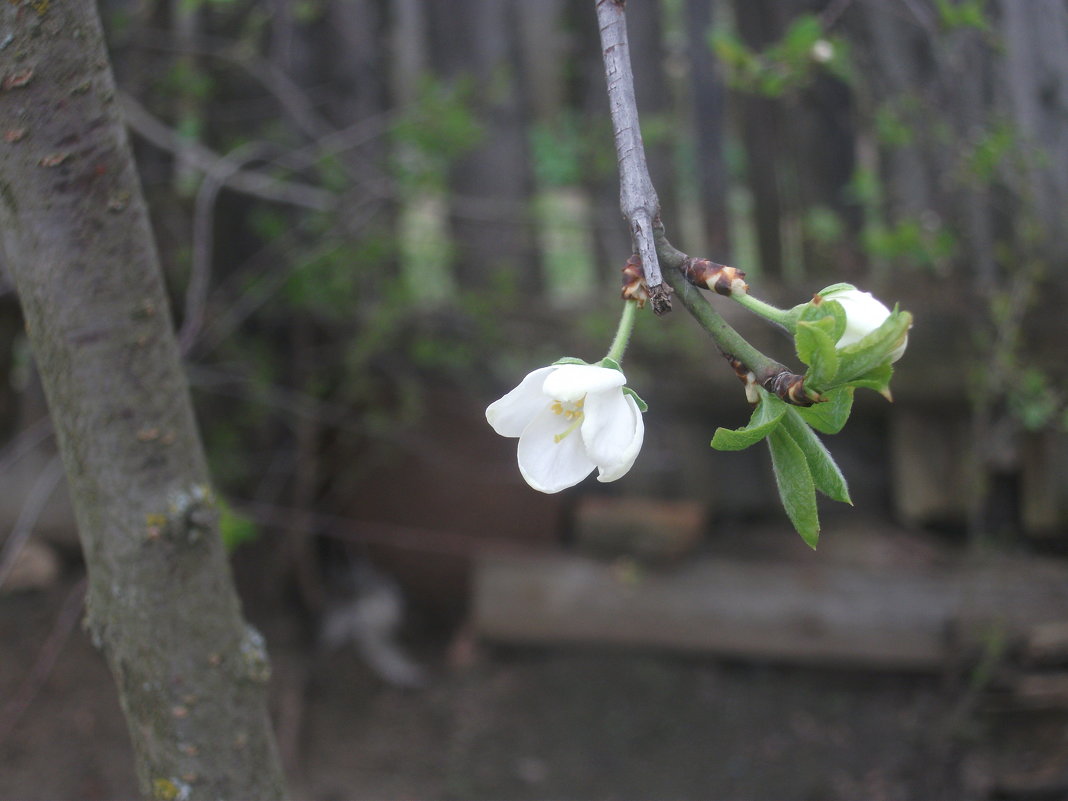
[120,91,334,211]
[595,0,665,303]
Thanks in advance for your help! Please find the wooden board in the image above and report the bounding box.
[473,548,1068,671]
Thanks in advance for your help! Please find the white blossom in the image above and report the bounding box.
[821,285,908,362]
[486,363,644,494]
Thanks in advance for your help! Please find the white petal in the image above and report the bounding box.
[834,290,891,348]
[541,363,625,403]
[581,389,644,483]
[486,366,557,437]
[516,405,596,493]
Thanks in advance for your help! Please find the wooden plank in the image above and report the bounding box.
[474,552,952,669]
[473,550,1068,671]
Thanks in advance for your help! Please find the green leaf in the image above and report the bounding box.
[711,390,787,451]
[797,387,854,433]
[552,356,589,367]
[796,386,855,434]
[781,409,851,504]
[622,386,648,413]
[767,427,820,548]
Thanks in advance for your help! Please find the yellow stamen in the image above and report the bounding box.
[550,397,585,443]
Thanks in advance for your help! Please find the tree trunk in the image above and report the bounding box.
[0,2,285,799]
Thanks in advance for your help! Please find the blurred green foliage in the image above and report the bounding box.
[390,76,484,193]
[710,14,852,97]
[934,0,991,32]
[219,499,259,551]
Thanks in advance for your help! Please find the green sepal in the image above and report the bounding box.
[832,308,911,385]
[798,297,847,342]
[552,356,589,366]
[711,388,787,451]
[845,363,894,397]
[623,386,648,413]
[767,426,820,549]
[815,282,856,297]
[597,357,623,372]
[781,409,851,504]
[795,386,855,434]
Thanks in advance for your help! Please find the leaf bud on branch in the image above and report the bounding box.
[620,254,649,308]
[682,257,749,297]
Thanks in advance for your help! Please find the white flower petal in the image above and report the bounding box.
[486,366,557,437]
[542,363,625,402]
[828,288,908,362]
[833,290,891,348]
[581,389,644,483]
[516,405,596,493]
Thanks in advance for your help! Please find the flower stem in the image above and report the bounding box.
[733,293,794,329]
[653,230,788,381]
[604,299,639,365]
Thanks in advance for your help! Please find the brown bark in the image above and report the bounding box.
[0,2,285,799]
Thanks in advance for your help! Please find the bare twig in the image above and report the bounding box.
[0,417,53,473]
[120,92,335,211]
[0,455,63,592]
[179,141,287,355]
[820,0,856,29]
[0,577,86,746]
[595,0,669,313]
[234,500,537,559]
[119,28,337,142]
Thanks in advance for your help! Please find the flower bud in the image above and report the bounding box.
[819,285,907,362]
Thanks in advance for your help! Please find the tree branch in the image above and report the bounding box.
[655,233,808,403]
[120,91,335,211]
[0,455,63,592]
[594,1,808,404]
[595,0,669,313]
[179,140,286,355]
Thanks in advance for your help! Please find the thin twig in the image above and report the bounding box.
[179,140,287,355]
[820,0,856,29]
[0,577,87,746]
[184,365,371,434]
[121,29,401,187]
[595,0,668,312]
[0,455,64,592]
[0,417,53,474]
[120,92,335,211]
[118,28,336,142]
[234,500,539,559]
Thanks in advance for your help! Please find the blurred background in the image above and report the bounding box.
[3,0,1068,798]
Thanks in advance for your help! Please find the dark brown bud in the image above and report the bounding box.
[763,371,816,407]
[682,258,748,297]
[620,254,648,308]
